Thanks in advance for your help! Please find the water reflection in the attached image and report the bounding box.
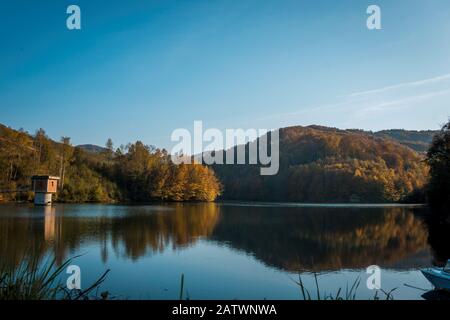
[0,203,445,274]
[212,205,430,271]
[0,203,220,268]
[420,211,450,300]
[424,214,450,267]
[422,289,450,300]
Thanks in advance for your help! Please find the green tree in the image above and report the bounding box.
[60,136,73,189]
[105,138,114,159]
[426,120,450,217]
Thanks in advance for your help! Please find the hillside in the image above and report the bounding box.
[75,128,439,155]
[211,126,430,203]
[1,123,432,204]
[373,129,438,153]
[0,124,221,203]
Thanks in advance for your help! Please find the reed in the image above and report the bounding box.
[292,273,397,300]
[0,256,109,300]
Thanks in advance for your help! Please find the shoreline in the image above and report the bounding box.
[0,199,428,208]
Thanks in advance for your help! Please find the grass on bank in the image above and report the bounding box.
[0,256,109,300]
[292,273,397,300]
[2,259,400,300]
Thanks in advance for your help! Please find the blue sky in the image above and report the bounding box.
[1,0,449,149]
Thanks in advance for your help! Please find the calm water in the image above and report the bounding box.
[0,202,446,300]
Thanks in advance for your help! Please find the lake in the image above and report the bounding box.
[0,202,445,300]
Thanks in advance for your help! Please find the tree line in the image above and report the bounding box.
[1,120,449,209]
[0,124,221,203]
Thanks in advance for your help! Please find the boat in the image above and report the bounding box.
[421,260,450,291]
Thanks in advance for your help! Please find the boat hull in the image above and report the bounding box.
[421,269,450,291]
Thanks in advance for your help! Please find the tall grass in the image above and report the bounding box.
[2,259,400,300]
[292,273,397,300]
[0,256,109,300]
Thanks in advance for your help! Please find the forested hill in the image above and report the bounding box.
[212,126,430,203]
[0,124,221,203]
[1,123,433,204]
[373,129,438,153]
[314,126,438,153]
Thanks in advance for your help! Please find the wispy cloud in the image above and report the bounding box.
[347,73,450,98]
[355,89,450,116]
[258,72,450,130]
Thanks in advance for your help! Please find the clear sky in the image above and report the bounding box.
[1,0,449,149]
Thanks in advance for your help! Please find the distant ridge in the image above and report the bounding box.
[76,144,107,154]
[373,129,438,153]
[302,125,438,152]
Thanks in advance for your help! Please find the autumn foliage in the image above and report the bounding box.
[0,124,221,203]
[213,126,429,203]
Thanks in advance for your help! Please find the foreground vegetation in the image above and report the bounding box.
[292,273,397,300]
[0,257,109,300]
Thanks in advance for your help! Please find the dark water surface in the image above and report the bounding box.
[0,203,444,299]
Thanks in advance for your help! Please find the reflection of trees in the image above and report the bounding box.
[424,211,450,267]
[0,204,433,273]
[0,203,220,268]
[210,206,429,271]
[108,204,220,260]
